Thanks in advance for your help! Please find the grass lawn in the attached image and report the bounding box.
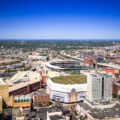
[51,75,87,85]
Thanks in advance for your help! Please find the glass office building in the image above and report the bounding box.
[87,72,113,101]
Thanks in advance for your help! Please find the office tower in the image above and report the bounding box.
[87,72,113,101]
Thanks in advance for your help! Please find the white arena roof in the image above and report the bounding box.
[47,79,87,93]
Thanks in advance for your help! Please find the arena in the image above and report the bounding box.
[5,71,46,96]
[46,75,87,103]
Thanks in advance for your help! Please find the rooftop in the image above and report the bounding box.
[117,80,120,84]
[30,106,62,120]
[50,115,63,120]
[51,75,87,85]
[0,78,6,85]
[6,71,41,92]
[34,89,49,96]
[79,102,120,119]
[114,80,120,86]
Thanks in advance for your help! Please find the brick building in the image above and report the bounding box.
[33,90,50,107]
[113,80,120,99]
[8,71,46,96]
[83,56,97,67]
[9,80,44,96]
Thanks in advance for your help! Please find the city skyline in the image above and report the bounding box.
[0,0,120,39]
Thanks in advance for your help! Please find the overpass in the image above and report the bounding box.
[97,63,120,70]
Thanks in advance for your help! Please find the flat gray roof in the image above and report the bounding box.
[79,102,120,119]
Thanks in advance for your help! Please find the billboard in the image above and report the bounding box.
[77,92,87,101]
[50,91,69,102]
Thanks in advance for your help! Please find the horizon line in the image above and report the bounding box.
[0,39,120,40]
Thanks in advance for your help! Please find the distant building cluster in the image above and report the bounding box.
[0,41,120,119]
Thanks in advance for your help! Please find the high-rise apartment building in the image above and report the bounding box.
[87,72,113,101]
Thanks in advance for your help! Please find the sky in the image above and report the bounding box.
[0,0,120,39]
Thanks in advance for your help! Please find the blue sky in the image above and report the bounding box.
[0,0,120,39]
